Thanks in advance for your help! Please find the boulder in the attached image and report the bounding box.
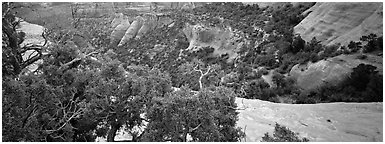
[294,2,383,46]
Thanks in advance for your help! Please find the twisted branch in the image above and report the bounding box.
[193,65,212,90]
[57,51,98,73]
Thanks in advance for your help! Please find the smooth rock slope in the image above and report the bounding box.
[290,54,383,90]
[294,2,383,46]
[236,97,383,142]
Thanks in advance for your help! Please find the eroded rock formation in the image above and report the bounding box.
[109,13,173,47]
[182,23,248,62]
[136,14,158,39]
[118,16,144,46]
[110,15,130,46]
[110,13,124,29]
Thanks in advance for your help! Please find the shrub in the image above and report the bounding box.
[143,86,245,142]
[259,67,269,75]
[291,35,305,53]
[261,123,309,142]
[356,54,367,60]
[272,72,285,88]
[361,34,383,53]
[294,63,383,103]
[347,41,362,53]
[243,79,271,100]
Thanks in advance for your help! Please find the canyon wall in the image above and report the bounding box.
[294,2,383,46]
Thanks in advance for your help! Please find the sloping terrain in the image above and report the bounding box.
[290,54,383,90]
[236,97,383,142]
[13,2,383,142]
[294,2,383,46]
[182,23,248,62]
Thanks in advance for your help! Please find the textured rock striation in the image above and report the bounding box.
[110,15,131,46]
[118,16,144,46]
[294,2,383,46]
[109,13,173,47]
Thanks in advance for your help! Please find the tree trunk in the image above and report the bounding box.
[182,130,188,142]
[198,75,203,90]
[107,123,120,142]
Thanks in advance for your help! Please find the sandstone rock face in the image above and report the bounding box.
[118,16,144,46]
[236,97,383,142]
[294,2,383,46]
[110,16,130,46]
[136,14,158,39]
[110,13,172,47]
[182,23,248,62]
[110,13,124,29]
[289,54,383,91]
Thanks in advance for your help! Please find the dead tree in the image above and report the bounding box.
[193,65,213,90]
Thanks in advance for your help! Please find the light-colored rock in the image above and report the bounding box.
[236,97,383,142]
[18,21,46,46]
[182,23,248,62]
[135,14,157,39]
[17,20,46,73]
[118,16,144,46]
[289,54,383,90]
[294,2,383,46]
[110,16,130,46]
[110,13,124,29]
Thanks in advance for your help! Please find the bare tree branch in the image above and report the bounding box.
[45,107,84,134]
[189,123,202,133]
[22,105,38,128]
[193,65,212,90]
[57,51,98,73]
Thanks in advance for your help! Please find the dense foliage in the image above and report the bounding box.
[296,64,383,103]
[143,86,244,142]
[3,2,383,142]
[2,2,245,142]
[261,123,309,142]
